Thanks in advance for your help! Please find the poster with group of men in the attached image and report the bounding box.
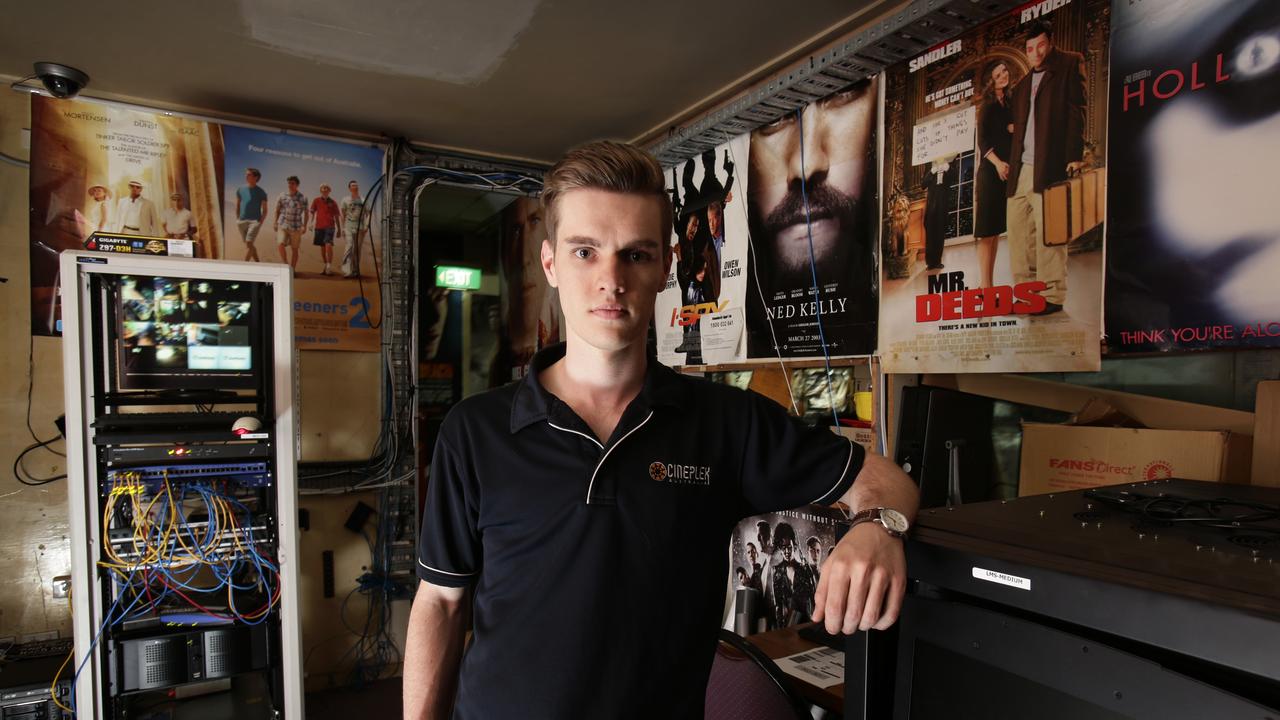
[28,95,384,351]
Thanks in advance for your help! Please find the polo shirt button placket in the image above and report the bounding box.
[546,410,655,506]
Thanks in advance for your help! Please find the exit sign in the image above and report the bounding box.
[435,265,481,290]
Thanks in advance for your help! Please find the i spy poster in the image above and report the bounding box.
[656,135,749,366]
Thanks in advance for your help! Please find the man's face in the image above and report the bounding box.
[541,189,670,355]
[779,539,794,562]
[504,197,548,347]
[1026,33,1051,70]
[245,172,258,186]
[129,185,142,199]
[707,201,723,238]
[748,78,875,286]
[287,180,299,193]
[320,187,331,198]
[684,213,700,243]
[747,545,758,565]
[171,197,183,210]
[349,183,360,196]
[808,544,821,565]
[757,526,771,549]
[423,287,449,360]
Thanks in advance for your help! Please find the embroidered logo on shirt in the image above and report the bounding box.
[649,461,711,486]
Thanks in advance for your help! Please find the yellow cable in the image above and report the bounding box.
[50,576,73,713]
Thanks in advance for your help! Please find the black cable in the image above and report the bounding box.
[13,332,67,486]
[13,440,67,486]
[25,333,64,457]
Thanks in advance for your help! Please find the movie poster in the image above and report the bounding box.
[492,196,562,383]
[220,126,385,351]
[879,0,1109,373]
[724,506,848,634]
[744,77,880,359]
[655,135,749,367]
[28,96,225,335]
[1105,0,1280,352]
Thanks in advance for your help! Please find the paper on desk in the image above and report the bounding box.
[775,646,844,689]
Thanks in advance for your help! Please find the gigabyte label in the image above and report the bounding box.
[909,40,962,73]
[973,566,1031,591]
[649,461,711,485]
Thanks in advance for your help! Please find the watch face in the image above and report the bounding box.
[880,508,909,533]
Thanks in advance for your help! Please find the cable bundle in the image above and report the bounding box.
[99,470,281,624]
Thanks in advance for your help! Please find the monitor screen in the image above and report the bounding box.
[114,275,259,390]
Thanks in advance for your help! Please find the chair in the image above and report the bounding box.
[705,628,811,720]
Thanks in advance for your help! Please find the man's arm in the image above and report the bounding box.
[812,452,919,635]
[403,580,468,720]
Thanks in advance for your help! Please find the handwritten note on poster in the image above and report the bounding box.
[912,105,975,166]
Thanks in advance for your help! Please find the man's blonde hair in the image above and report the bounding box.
[541,140,672,244]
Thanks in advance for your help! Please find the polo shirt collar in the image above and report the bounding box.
[509,342,686,433]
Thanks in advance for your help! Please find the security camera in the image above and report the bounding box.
[33,62,89,99]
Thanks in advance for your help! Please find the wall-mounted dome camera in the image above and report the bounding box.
[33,62,89,99]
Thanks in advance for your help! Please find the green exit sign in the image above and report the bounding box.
[435,265,481,290]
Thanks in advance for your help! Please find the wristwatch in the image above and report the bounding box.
[848,507,910,539]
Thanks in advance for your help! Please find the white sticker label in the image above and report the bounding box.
[239,432,269,440]
[972,566,1031,591]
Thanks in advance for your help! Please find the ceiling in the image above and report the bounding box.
[1,0,895,165]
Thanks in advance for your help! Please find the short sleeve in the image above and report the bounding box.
[739,391,864,515]
[416,436,482,587]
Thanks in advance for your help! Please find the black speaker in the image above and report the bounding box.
[894,386,996,509]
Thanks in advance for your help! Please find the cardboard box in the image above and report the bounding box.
[1019,423,1253,496]
[834,425,877,453]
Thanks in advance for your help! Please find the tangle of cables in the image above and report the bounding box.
[57,468,281,714]
[98,470,281,624]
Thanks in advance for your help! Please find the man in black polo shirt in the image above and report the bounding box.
[404,141,919,719]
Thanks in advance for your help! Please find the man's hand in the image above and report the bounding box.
[813,451,919,634]
[811,521,906,634]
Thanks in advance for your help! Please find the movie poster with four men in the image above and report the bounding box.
[28,94,385,351]
[878,0,1110,373]
[1105,0,1280,353]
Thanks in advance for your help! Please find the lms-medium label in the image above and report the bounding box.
[972,566,1031,591]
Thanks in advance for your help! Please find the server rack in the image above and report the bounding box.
[60,251,303,719]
